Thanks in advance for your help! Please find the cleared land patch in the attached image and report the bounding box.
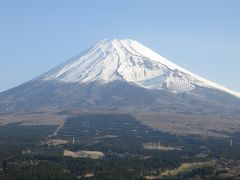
[143,142,181,151]
[63,150,104,159]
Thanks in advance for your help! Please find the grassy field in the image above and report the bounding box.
[145,160,216,179]
[161,160,216,176]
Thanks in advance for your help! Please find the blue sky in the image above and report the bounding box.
[0,0,240,92]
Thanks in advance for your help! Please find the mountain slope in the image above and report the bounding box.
[40,39,240,97]
[0,38,240,136]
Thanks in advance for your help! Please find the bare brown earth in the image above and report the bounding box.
[0,112,66,126]
[134,111,240,137]
[0,109,240,138]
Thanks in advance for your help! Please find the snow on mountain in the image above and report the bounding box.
[41,39,240,97]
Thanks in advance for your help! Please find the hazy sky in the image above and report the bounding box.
[0,0,239,92]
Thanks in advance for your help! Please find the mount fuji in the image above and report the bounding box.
[0,39,240,136]
[41,39,239,96]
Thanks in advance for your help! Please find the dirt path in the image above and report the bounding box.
[53,122,64,136]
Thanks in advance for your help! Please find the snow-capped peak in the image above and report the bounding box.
[41,38,240,98]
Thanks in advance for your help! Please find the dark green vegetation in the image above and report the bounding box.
[0,114,240,179]
[0,123,57,161]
